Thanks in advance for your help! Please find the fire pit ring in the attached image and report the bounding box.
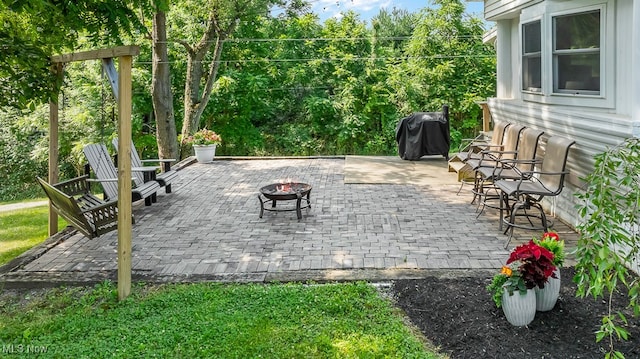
[258,182,312,220]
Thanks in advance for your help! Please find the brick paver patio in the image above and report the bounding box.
[0,157,577,285]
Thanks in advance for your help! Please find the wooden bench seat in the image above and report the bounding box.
[37,176,131,239]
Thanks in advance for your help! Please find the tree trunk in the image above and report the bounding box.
[175,0,277,159]
[151,10,179,161]
[179,36,225,159]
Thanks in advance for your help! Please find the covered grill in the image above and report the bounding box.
[395,104,450,160]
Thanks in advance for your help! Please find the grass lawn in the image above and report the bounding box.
[0,205,66,266]
[0,281,444,358]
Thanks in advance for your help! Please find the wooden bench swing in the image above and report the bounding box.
[37,176,132,239]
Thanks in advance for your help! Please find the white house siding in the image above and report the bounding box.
[484,0,542,20]
[484,0,640,229]
[633,1,640,135]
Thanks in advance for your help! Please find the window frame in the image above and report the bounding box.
[552,9,602,96]
[522,20,542,93]
[519,1,614,109]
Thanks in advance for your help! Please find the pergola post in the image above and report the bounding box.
[117,54,133,300]
[47,63,63,236]
[49,45,139,300]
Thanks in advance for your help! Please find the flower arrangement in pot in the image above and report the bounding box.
[532,231,565,311]
[533,231,565,268]
[487,240,557,326]
[183,128,222,163]
[184,128,222,147]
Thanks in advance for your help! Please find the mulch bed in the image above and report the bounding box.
[391,267,640,358]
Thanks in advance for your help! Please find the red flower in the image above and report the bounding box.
[542,232,560,241]
[506,241,556,289]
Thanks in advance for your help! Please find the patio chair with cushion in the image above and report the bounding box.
[495,136,576,248]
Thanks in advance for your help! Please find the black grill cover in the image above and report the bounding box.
[395,105,450,160]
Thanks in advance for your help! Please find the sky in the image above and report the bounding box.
[307,0,485,23]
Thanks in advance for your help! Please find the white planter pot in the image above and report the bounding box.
[502,287,536,326]
[193,144,216,163]
[535,268,561,312]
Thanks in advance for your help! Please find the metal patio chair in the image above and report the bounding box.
[449,121,511,194]
[467,124,525,204]
[474,127,544,220]
[495,136,576,248]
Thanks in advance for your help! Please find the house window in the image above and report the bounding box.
[522,21,541,92]
[552,10,600,95]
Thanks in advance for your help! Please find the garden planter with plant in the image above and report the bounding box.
[533,232,565,311]
[183,128,222,163]
[487,239,557,326]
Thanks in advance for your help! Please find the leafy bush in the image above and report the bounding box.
[574,138,640,359]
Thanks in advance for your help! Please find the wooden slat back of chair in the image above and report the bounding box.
[501,124,525,160]
[539,136,576,193]
[83,143,119,201]
[112,137,145,186]
[515,128,544,173]
[37,177,93,238]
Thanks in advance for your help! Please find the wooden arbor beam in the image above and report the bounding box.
[50,45,140,64]
[49,45,140,300]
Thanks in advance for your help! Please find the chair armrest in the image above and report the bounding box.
[457,135,485,152]
[493,158,540,175]
[480,144,505,151]
[87,177,144,186]
[132,166,159,182]
[141,159,176,163]
[513,170,570,193]
[87,178,118,183]
[519,170,570,177]
[488,150,518,155]
[477,147,510,163]
[498,158,542,165]
[132,166,160,172]
[140,159,175,172]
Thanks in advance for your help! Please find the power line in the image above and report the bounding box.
[152,34,483,44]
[134,54,494,65]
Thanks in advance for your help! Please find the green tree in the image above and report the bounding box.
[0,0,498,200]
[575,138,640,359]
[150,1,179,161]
[394,0,495,147]
[0,0,147,109]
[167,0,295,158]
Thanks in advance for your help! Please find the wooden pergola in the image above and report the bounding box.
[49,45,139,300]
